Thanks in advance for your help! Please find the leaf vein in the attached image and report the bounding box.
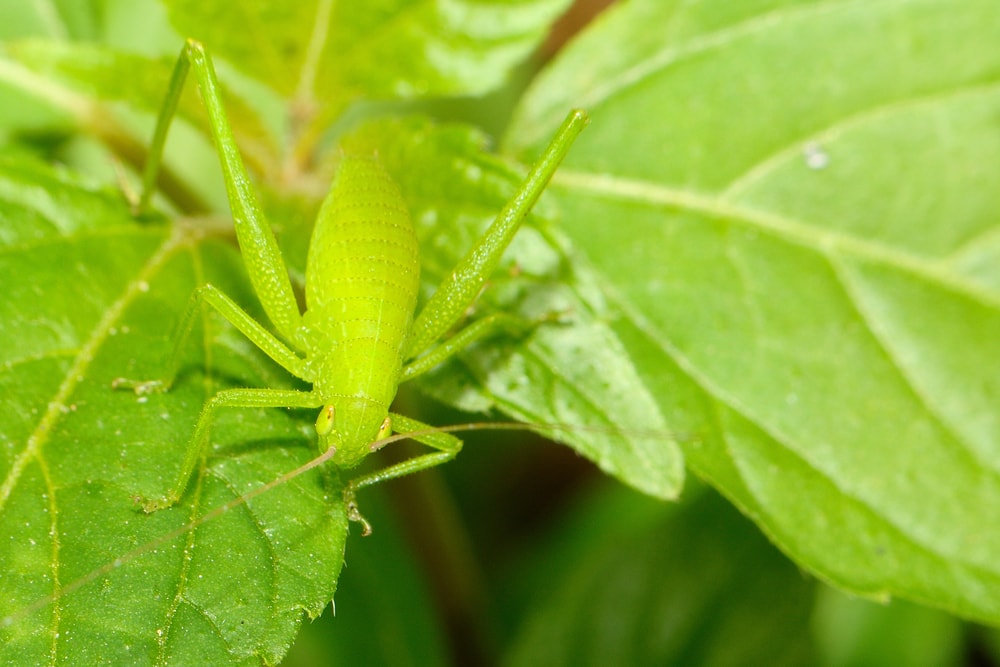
[553,169,1000,310]
[0,231,181,515]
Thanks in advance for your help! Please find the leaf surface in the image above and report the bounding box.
[0,108,685,666]
[508,0,1000,622]
[1,4,663,662]
[0,156,348,664]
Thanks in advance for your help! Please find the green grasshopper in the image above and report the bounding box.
[114,39,587,534]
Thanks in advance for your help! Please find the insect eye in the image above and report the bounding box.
[315,405,336,436]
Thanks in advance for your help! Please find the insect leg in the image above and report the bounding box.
[134,40,188,216]
[404,109,588,360]
[140,39,304,344]
[344,413,462,535]
[142,387,324,512]
[400,312,529,381]
[114,284,309,394]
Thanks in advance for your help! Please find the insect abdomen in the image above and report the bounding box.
[303,156,420,409]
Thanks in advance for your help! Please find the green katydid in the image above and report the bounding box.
[113,39,588,535]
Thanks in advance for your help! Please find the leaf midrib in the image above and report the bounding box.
[553,168,1000,310]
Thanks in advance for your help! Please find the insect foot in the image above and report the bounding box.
[111,377,168,396]
[344,485,373,537]
[137,493,177,514]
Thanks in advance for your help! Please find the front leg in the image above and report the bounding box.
[344,413,463,535]
[404,110,587,359]
[142,388,323,512]
[140,39,304,344]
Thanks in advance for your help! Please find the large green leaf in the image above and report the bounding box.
[2,4,679,662]
[508,0,1000,623]
[0,127,683,664]
[0,156,348,664]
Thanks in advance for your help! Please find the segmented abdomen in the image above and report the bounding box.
[303,155,420,410]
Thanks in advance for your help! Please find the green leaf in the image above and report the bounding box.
[0,155,348,665]
[4,6,672,662]
[162,0,574,110]
[0,109,685,665]
[502,485,818,666]
[508,0,1000,623]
